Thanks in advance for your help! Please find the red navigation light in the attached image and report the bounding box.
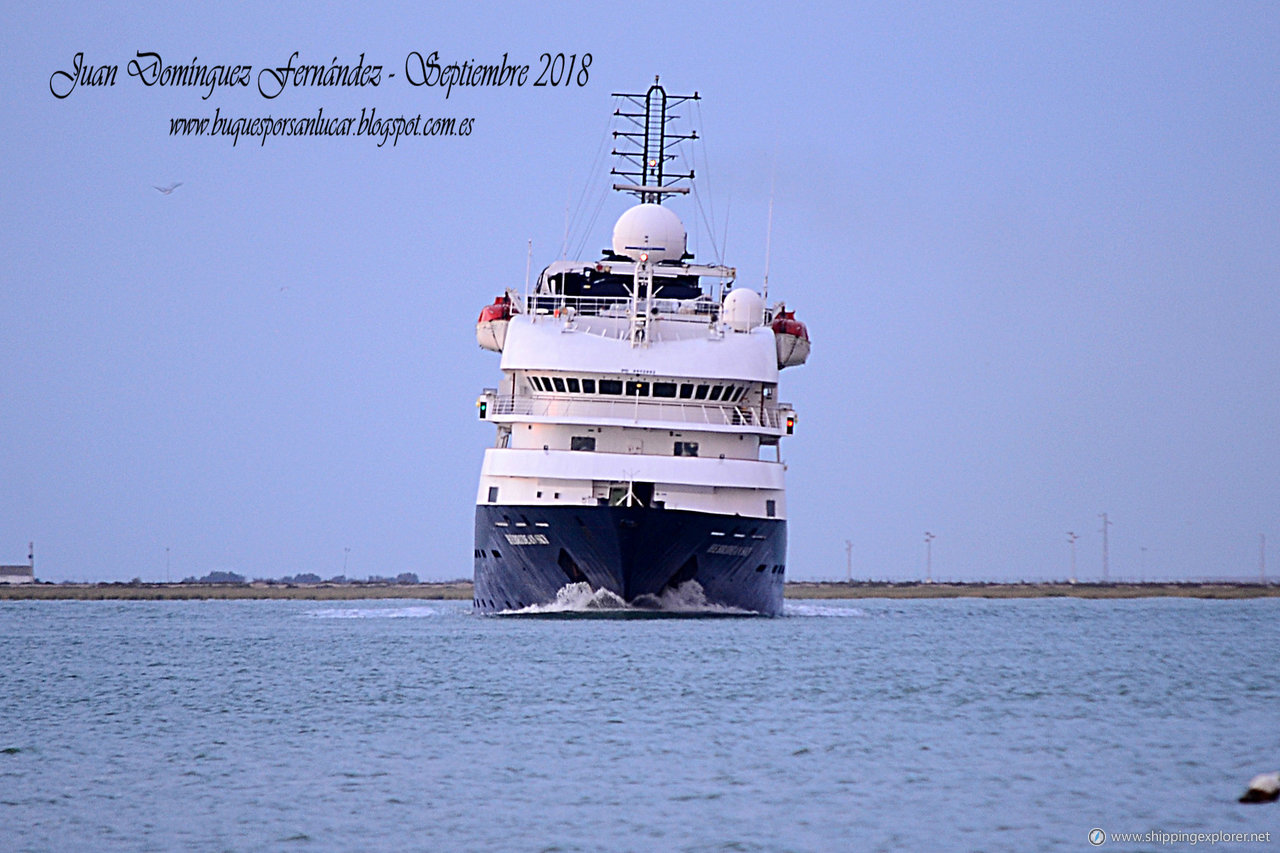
[786,415,795,435]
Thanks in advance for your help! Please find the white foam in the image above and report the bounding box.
[633,580,755,615]
[783,601,867,618]
[505,580,754,616]
[307,605,439,619]
[505,582,628,614]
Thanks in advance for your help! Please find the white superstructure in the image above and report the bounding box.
[476,251,795,520]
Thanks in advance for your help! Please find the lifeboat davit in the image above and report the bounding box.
[771,310,810,368]
[476,295,514,352]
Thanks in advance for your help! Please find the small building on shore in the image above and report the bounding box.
[0,564,34,584]
[2,543,35,584]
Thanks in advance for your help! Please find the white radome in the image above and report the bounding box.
[723,288,765,332]
[611,204,687,263]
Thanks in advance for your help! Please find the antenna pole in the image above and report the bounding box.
[1066,531,1078,584]
[644,83,666,200]
[845,539,852,583]
[763,176,775,304]
[561,192,570,259]
[924,531,935,583]
[1099,512,1111,582]
[524,238,533,311]
[609,79,698,204]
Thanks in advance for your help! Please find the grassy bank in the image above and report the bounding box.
[0,583,474,601]
[784,581,1280,599]
[2,581,1277,601]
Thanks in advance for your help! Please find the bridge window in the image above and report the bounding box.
[766,499,776,517]
[599,379,623,395]
[552,377,566,392]
[567,377,581,393]
[694,384,709,400]
[653,382,677,398]
[708,386,724,401]
[488,486,499,502]
[582,378,596,393]
[674,441,699,457]
[570,436,596,452]
[529,376,545,391]
[679,383,694,399]
[626,381,650,397]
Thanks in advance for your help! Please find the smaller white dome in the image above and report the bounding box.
[611,204,687,263]
[723,289,764,332]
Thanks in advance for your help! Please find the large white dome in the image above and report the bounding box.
[723,288,764,332]
[611,204,687,263]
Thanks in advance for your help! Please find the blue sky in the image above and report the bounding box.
[3,2,1277,583]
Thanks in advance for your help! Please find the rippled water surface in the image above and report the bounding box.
[2,598,1277,851]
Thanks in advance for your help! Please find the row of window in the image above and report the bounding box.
[571,436,699,457]
[528,374,750,403]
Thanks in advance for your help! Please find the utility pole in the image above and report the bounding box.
[165,547,171,584]
[1067,531,1078,584]
[1099,513,1111,582]
[1261,534,1267,584]
[343,547,351,576]
[844,540,852,583]
[924,532,936,583]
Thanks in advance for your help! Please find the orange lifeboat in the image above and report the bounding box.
[476,295,515,352]
[771,310,810,368]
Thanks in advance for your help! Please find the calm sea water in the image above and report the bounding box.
[1,597,1277,851]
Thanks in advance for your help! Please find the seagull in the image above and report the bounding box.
[153,182,183,195]
[1239,772,1280,803]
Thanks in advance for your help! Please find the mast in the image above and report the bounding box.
[611,77,698,204]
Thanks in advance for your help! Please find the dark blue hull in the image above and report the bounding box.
[474,505,786,615]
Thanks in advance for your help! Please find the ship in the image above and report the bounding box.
[472,79,809,615]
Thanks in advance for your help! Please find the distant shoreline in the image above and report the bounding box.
[1,581,1277,601]
[784,581,1280,599]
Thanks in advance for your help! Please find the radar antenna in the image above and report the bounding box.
[611,76,698,204]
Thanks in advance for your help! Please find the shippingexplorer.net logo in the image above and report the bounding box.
[1089,828,1272,845]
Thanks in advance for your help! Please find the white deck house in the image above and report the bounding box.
[0,564,34,584]
[2,544,35,584]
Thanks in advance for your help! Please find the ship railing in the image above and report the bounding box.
[524,294,718,321]
[489,394,785,430]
